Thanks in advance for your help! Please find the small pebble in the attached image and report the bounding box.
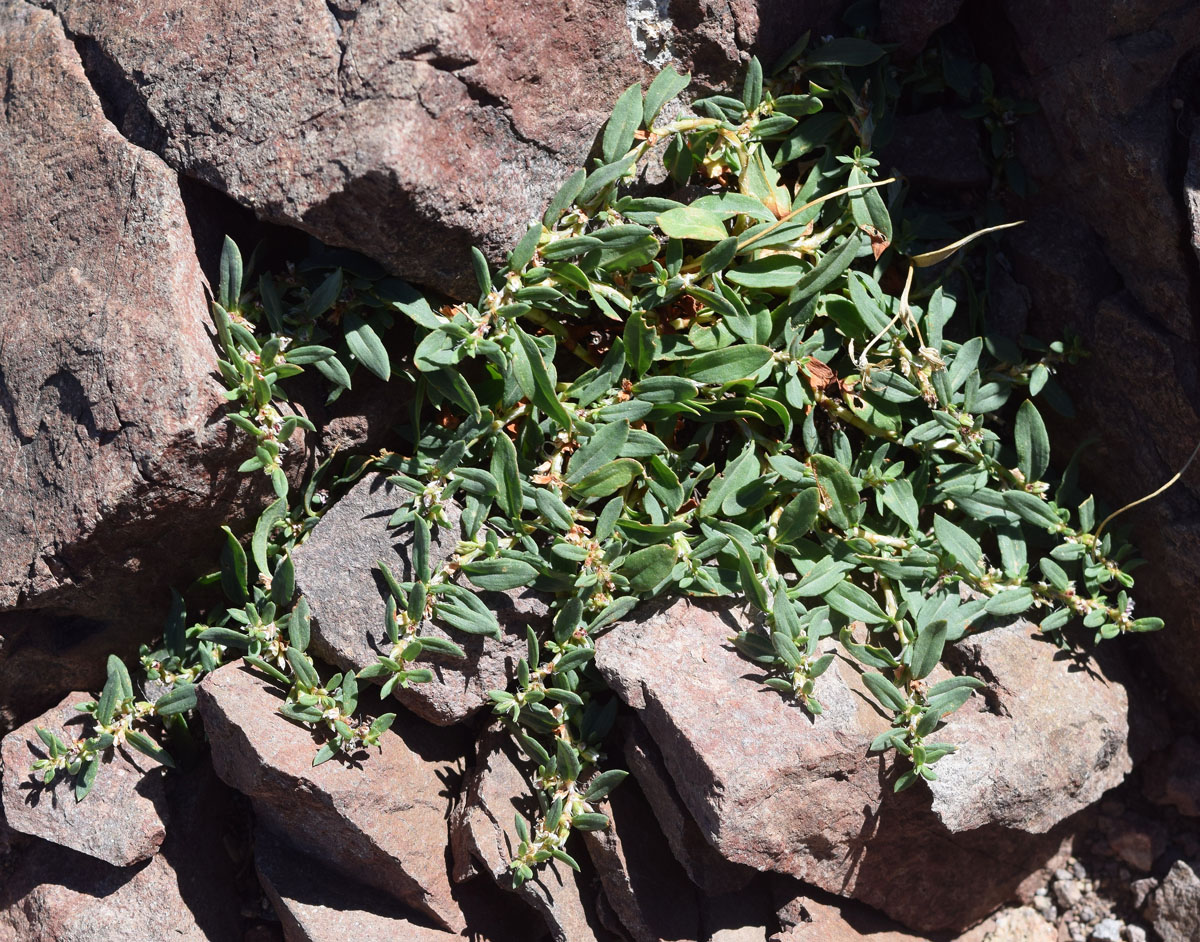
[1123,926,1147,942]
[1079,905,1096,923]
[1073,861,1087,879]
[1090,918,1122,942]
[1055,879,1083,909]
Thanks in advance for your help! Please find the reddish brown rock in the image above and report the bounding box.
[620,718,756,895]
[450,726,609,942]
[254,827,457,942]
[581,771,703,942]
[1145,736,1200,817]
[292,474,545,725]
[1146,860,1200,942]
[0,1,257,729]
[594,599,1124,932]
[0,690,168,867]
[196,661,465,932]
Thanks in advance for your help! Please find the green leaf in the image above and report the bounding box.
[491,432,523,519]
[107,654,134,701]
[577,154,636,206]
[908,620,948,680]
[155,683,197,716]
[543,169,587,226]
[289,596,312,652]
[220,526,248,604]
[463,557,539,591]
[470,246,493,298]
[603,82,644,163]
[75,757,99,801]
[742,56,763,110]
[806,37,885,67]
[1003,491,1062,530]
[863,672,907,713]
[313,742,337,767]
[643,66,690,126]
[569,421,631,485]
[571,812,612,832]
[826,581,889,625]
[775,489,819,545]
[218,236,243,310]
[287,648,320,689]
[512,324,573,429]
[570,458,643,499]
[344,313,391,381]
[933,515,984,577]
[252,496,288,575]
[684,345,774,384]
[620,544,676,594]
[585,769,629,801]
[811,454,860,530]
[657,206,730,242]
[125,730,175,769]
[882,479,920,530]
[1014,399,1051,483]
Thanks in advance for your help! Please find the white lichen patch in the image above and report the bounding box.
[626,0,674,68]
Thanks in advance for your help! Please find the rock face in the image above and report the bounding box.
[196,661,465,932]
[0,690,169,866]
[254,827,457,942]
[0,1,255,731]
[981,0,1200,715]
[292,474,546,725]
[0,757,243,942]
[450,726,608,942]
[25,0,856,302]
[594,598,1129,931]
[1145,860,1200,942]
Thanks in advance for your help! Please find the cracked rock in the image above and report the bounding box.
[292,473,546,726]
[0,0,260,730]
[0,690,169,866]
[197,661,466,932]
[594,598,1125,932]
[450,726,608,942]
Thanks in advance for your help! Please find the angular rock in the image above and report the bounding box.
[0,842,211,941]
[1144,735,1200,817]
[620,718,756,895]
[594,598,1120,931]
[0,1,257,727]
[0,758,242,941]
[255,827,456,942]
[1105,814,1167,873]
[292,473,546,725]
[878,0,964,60]
[450,726,608,942]
[581,770,702,942]
[1145,860,1200,942]
[880,108,989,188]
[0,690,168,866]
[773,886,935,942]
[196,661,465,932]
[929,619,1132,834]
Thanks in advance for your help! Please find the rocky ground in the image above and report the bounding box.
[4,0,1200,939]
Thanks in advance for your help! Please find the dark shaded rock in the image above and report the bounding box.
[254,827,456,942]
[450,726,611,942]
[985,0,1200,715]
[0,690,168,866]
[292,473,546,725]
[620,717,756,895]
[879,0,965,61]
[594,598,1123,932]
[1145,860,1200,942]
[1145,735,1200,817]
[196,660,466,932]
[0,1,262,730]
[581,771,703,942]
[880,108,989,188]
[1104,814,1167,872]
[0,758,242,941]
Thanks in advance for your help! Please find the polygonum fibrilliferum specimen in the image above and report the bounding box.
[35,34,1161,895]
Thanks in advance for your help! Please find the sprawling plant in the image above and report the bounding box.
[370,36,1159,879]
[33,33,1160,898]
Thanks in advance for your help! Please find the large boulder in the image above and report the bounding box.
[594,598,1129,932]
[29,0,855,300]
[196,660,467,933]
[982,0,1200,714]
[0,690,169,867]
[0,1,256,730]
[292,473,547,725]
